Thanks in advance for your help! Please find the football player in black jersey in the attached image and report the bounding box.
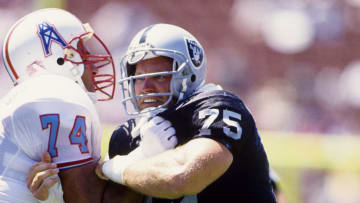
[98,24,277,203]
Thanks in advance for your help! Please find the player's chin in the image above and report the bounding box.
[86,84,96,92]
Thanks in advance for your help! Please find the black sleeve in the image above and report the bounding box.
[157,91,276,202]
[108,119,138,158]
[166,90,257,156]
[192,100,254,156]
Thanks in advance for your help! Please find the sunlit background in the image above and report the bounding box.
[1,0,360,202]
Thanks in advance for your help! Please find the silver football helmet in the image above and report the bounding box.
[119,24,207,115]
[2,8,116,101]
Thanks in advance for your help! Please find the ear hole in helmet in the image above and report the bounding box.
[191,74,196,82]
[57,57,65,65]
[126,64,136,76]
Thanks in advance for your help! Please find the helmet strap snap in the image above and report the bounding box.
[57,57,65,65]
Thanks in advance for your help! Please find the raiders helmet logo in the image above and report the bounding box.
[186,39,203,67]
[128,51,146,65]
[127,43,152,65]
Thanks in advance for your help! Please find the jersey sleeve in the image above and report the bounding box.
[11,99,100,170]
[108,119,138,158]
[161,90,258,156]
[200,100,256,154]
[192,93,259,155]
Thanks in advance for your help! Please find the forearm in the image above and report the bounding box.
[122,138,233,199]
[59,161,107,203]
[122,149,186,199]
[102,138,232,199]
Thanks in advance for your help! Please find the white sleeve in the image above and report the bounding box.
[90,112,102,162]
[11,99,101,170]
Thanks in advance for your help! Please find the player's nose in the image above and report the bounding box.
[142,77,156,91]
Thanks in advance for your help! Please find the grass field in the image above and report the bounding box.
[101,124,118,159]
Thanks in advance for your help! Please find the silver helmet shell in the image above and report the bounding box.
[119,24,206,115]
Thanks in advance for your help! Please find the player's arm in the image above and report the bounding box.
[46,107,110,202]
[60,162,141,203]
[102,181,143,203]
[27,118,144,203]
[100,99,246,199]
[59,161,106,202]
[105,137,233,199]
[26,152,60,202]
[27,152,143,203]
[135,137,233,199]
[26,152,107,203]
[26,152,108,203]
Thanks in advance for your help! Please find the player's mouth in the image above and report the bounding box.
[143,99,158,103]
[139,98,164,109]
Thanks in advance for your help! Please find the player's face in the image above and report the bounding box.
[81,68,95,92]
[78,40,97,92]
[134,56,173,110]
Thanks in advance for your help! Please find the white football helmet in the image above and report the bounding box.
[119,24,207,115]
[2,8,115,101]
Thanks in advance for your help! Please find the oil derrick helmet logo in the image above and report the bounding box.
[37,21,67,56]
[186,38,203,68]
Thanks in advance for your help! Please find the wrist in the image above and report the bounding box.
[102,147,146,184]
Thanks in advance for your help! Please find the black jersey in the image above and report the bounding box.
[109,89,277,203]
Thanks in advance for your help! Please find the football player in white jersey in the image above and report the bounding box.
[0,8,132,203]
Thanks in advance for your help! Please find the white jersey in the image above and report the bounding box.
[0,75,102,203]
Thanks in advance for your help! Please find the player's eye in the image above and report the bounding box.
[135,77,145,82]
[154,75,168,81]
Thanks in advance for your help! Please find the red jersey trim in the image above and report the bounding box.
[57,157,93,169]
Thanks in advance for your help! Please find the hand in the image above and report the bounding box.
[98,148,147,184]
[26,152,59,201]
[139,116,178,157]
